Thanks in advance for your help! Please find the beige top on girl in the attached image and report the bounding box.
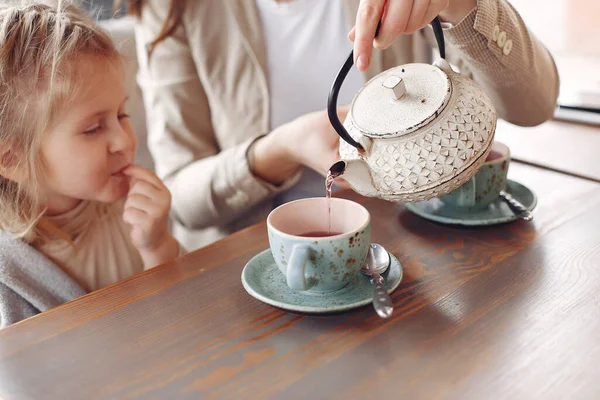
[35,200,143,292]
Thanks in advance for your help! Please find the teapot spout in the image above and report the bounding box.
[329,159,379,197]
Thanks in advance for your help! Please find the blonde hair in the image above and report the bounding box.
[0,0,121,242]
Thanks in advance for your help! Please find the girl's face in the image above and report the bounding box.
[40,57,137,215]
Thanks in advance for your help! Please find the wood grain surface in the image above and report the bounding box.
[495,120,600,182]
[1,162,600,399]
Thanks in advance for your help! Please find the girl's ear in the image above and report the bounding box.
[0,145,28,183]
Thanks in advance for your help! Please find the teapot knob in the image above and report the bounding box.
[382,76,406,100]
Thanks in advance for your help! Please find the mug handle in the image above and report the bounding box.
[457,177,477,207]
[287,244,315,291]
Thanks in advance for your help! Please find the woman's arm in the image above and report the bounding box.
[134,1,302,230]
[440,0,559,126]
[352,0,559,126]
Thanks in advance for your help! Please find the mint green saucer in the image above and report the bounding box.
[404,179,537,226]
[241,249,403,314]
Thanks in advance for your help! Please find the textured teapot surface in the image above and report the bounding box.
[339,62,496,203]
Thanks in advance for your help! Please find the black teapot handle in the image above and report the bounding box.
[327,17,446,151]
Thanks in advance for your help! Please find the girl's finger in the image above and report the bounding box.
[123,207,149,226]
[125,193,162,215]
[128,180,167,202]
[123,164,164,191]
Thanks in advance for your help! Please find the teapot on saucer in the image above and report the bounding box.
[327,18,496,203]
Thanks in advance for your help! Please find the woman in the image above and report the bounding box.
[130,0,559,250]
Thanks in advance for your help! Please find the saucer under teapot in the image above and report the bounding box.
[404,179,537,226]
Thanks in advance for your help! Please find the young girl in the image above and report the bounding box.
[0,1,182,328]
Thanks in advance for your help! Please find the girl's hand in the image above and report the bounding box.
[123,165,180,268]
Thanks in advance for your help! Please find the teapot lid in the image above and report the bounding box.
[351,63,451,139]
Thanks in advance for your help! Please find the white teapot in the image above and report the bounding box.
[327,18,496,203]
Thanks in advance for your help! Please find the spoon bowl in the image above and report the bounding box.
[360,243,393,318]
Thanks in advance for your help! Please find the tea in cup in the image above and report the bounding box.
[267,197,370,293]
[439,141,510,209]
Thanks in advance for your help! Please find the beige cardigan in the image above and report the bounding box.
[134,0,559,250]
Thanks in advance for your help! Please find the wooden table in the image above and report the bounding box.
[1,161,600,399]
[495,119,600,182]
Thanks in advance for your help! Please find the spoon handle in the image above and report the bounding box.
[372,274,393,318]
[499,190,533,221]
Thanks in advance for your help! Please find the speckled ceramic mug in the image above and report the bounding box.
[438,141,510,209]
[267,197,371,293]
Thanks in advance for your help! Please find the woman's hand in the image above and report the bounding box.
[249,107,350,185]
[283,106,350,177]
[349,0,476,71]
